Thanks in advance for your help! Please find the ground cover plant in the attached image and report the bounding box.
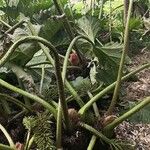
[0,0,149,149]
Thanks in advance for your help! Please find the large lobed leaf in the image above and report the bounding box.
[9,23,41,66]
[93,42,130,85]
[76,16,100,43]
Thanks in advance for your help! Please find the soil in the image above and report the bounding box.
[115,49,150,150]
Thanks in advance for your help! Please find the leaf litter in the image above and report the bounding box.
[116,49,150,150]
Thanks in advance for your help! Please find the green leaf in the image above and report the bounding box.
[28,67,52,81]
[93,42,130,85]
[26,50,47,67]
[9,23,41,66]
[128,101,150,123]
[71,76,92,95]
[96,67,118,85]
[26,65,57,102]
[77,16,100,43]
[50,29,70,48]
[94,42,123,67]
[40,19,62,41]
[1,0,53,21]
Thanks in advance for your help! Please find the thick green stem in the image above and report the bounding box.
[124,0,129,25]
[26,61,51,67]
[0,93,32,112]
[79,122,112,144]
[24,129,31,150]
[67,0,74,19]
[87,91,99,149]
[1,99,11,114]
[10,63,32,106]
[80,123,122,149]
[87,91,100,117]
[40,65,45,94]
[0,20,26,40]
[0,36,70,131]
[27,22,54,64]
[8,110,27,124]
[0,19,11,28]
[56,34,93,148]
[52,0,85,65]
[62,35,93,82]
[0,79,56,118]
[52,0,74,39]
[98,0,104,19]
[87,135,97,150]
[62,35,93,107]
[66,81,84,106]
[0,124,15,148]
[0,144,15,150]
[27,135,35,150]
[109,0,112,42]
[106,0,133,115]
[79,63,150,115]
[5,20,26,34]
[104,96,150,137]
[90,0,95,16]
[56,35,92,148]
[56,102,63,149]
[17,78,31,106]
